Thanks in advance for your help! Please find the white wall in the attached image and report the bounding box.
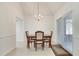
[54,3,72,43]
[54,3,73,54]
[24,16,56,43]
[54,3,79,56]
[72,3,79,56]
[0,3,24,55]
[54,3,72,20]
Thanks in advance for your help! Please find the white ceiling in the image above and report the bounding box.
[20,2,66,16]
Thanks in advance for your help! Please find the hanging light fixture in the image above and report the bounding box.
[34,2,43,21]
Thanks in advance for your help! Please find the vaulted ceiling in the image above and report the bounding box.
[20,2,66,16]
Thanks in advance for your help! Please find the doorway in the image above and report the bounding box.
[16,17,25,47]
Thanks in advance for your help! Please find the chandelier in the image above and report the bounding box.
[34,2,43,21]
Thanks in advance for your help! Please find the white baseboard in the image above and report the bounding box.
[0,48,16,56]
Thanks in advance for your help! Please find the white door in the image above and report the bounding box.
[16,17,25,42]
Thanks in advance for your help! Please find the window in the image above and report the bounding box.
[66,19,72,35]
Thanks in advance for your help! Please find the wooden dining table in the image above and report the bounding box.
[27,34,52,48]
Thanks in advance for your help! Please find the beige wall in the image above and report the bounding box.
[0,3,24,55]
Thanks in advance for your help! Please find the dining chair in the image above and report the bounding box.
[44,31,53,48]
[25,31,35,48]
[34,31,44,51]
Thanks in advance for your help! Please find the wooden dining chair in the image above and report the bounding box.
[25,31,29,48]
[34,31,44,51]
[25,31,35,48]
[44,31,53,48]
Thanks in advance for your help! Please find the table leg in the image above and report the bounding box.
[27,39,30,48]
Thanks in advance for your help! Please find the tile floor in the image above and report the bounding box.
[6,41,55,56]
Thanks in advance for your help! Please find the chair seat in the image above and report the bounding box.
[36,43,43,44]
[29,40,34,42]
[44,40,49,42]
[35,41,43,43]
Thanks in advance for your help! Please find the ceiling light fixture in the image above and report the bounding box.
[34,2,43,21]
